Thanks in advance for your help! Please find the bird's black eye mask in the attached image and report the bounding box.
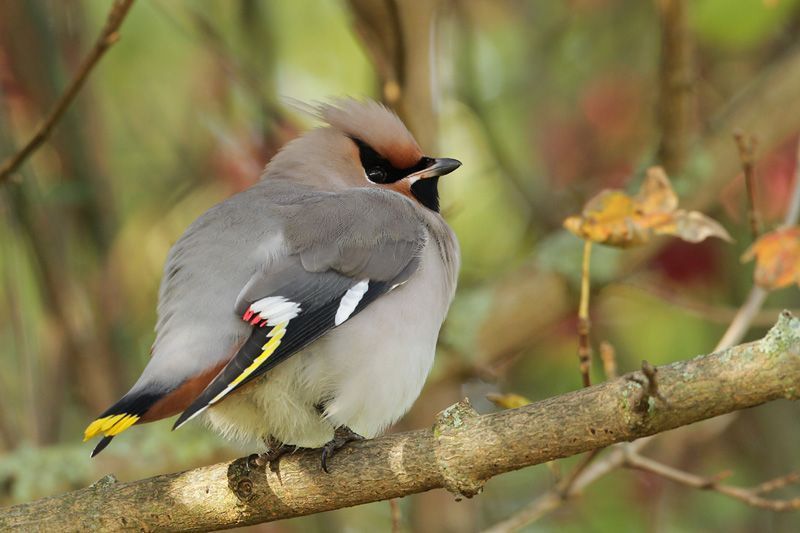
[351,137,439,212]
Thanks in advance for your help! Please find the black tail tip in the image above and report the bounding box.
[172,403,204,431]
[91,436,114,457]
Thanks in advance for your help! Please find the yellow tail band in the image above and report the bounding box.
[83,413,140,441]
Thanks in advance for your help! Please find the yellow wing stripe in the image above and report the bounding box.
[83,413,141,441]
[209,322,287,405]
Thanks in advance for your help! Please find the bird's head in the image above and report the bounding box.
[265,99,461,212]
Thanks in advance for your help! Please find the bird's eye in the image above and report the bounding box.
[366,166,388,183]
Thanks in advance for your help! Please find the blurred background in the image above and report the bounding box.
[1,0,800,531]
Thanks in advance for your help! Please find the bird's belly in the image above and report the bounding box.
[204,355,335,448]
[205,242,452,448]
[309,242,451,438]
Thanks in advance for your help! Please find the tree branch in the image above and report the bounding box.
[0,0,135,185]
[2,312,799,532]
[623,451,800,511]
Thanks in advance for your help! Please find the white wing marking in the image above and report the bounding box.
[249,296,302,326]
[335,280,369,326]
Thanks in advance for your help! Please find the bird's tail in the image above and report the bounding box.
[83,390,165,457]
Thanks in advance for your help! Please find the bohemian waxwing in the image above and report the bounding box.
[84,99,461,470]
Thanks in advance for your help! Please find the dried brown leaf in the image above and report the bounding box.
[564,167,732,247]
[742,226,800,290]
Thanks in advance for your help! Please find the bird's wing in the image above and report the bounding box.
[173,189,426,428]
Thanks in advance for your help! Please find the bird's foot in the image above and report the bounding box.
[320,426,364,473]
[249,436,295,475]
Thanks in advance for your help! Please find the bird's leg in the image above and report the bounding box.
[320,426,364,473]
[250,435,295,474]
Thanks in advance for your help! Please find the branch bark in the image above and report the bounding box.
[2,312,799,532]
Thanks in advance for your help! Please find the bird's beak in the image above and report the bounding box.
[407,157,462,181]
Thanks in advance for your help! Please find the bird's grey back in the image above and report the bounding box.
[139,179,458,391]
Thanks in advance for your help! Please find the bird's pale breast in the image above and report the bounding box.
[205,223,458,448]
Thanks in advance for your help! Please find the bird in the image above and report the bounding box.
[84,98,461,471]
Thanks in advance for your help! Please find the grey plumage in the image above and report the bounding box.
[85,98,460,457]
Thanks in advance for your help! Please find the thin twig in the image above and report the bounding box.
[785,136,800,227]
[628,360,669,413]
[482,492,562,533]
[714,136,800,351]
[734,131,761,240]
[0,0,136,184]
[624,452,800,511]
[619,280,793,326]
[753,472,800,495]
[557,449,602,497]
[715,287,768,351]
[389,498,401,533]
[599,342,618,380]
[577,240,593,387]
[482,439,652,533]
[656,0,694,174]
[714,147,800,353]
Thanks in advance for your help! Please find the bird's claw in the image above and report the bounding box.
[321,426,364,473]
[251,437,295,475]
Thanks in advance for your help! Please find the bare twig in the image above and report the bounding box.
[714,139,800,352]
[0,0,135,184]
[619,280,793,326]
[482,492,562,533]
[628,360,669,413]
[734,131,761,239]
[389,498,401,533]
[624,451,800,511]
[483,439,652,533]
[599,341,618,380]
[656,0,694,174]
[557,449,603,497]
[785,136,800,227]
[715,287,769,351]
[753,472,800,495]
[578,240,593,387]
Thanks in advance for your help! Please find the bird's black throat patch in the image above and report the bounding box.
[410,177,440,212]
[351,137,440,212]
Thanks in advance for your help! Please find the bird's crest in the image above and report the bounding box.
[316,98,423,169]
